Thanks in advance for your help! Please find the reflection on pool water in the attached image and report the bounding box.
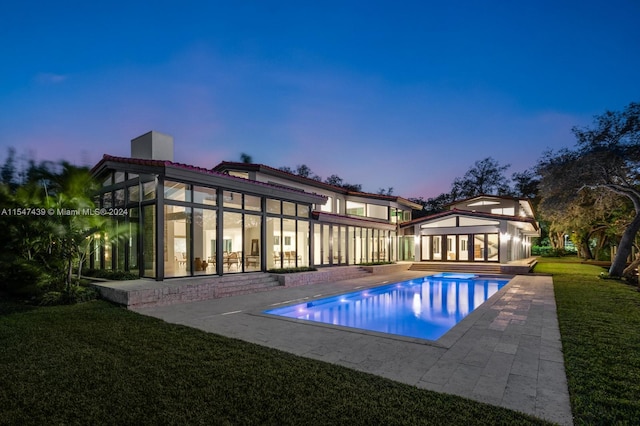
[264,274,510,341]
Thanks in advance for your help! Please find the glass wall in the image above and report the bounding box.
[421,236,431,260]
[267,217,282,268]
[244,214,261,272]
[298,221,310,267]
[165,205,191,278]
[193,208,216,275]
[459,235,469,261]
[142,205,155,277]
[129,208,139,271]
[223,211,243,273]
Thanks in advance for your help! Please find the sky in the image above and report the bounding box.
[1,1,639,199]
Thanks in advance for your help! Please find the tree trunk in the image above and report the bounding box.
[579,237,593,260]
[610,212,640,277]
[622,253,640,283]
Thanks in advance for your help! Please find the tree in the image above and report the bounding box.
[450,157,511,199]
[0,156,121,300]
[377,187,394,196]
[537,102,640,278]
[511,169,540,199]
[324,174,343,187]
[239,153,253,163]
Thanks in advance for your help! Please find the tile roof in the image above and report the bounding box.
[213,161,422,208]
[91,155,327,200]
[400,208,539,230]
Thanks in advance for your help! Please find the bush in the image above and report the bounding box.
[357,261,395,266]
[40,285,99,306]
[533,246,577,257]
[82,269,139,280]
[0,259,58,298]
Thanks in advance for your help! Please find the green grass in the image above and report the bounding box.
[5,258,640,425]
[534,258,640,425]
[0,300,548,425]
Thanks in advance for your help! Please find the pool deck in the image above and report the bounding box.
[133,271,573,425]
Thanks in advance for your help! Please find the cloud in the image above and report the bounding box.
[35,73,68,84]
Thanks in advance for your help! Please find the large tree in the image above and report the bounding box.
[537,102,640,278]
[450,157,511,199]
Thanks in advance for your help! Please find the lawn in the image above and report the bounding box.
[2,259,639,425]
[0,298,547,425]
[534,258,640,424]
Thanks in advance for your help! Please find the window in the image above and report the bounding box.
[346,201,365,217]
[283,201,296,216]
[267,199,281,214]
[164,181,191,202]
[223,191,242,209]
[245,194,261,211]
[194,186,217,205]
[164,205,191,277]
[368,204,387,220]
[321,196,332,212]
[297,204,309,218]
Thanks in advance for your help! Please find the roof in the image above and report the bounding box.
[400,208,539,231]
[447,194,536,218]
[91,155,327,203]
[213,161,423,209]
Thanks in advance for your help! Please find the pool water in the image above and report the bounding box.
[264,274,510,341]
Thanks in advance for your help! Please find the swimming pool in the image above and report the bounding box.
[264,274,510,341]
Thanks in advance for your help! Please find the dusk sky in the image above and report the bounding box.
[1,1,639,199]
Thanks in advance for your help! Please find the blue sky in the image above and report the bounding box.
[1,1,638,198]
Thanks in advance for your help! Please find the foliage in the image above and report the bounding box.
[357,261,395,266]
[450,157,511,199]
[0,152,120,301]
[239,152,253,163]
[534,259,640,424]
[267,266,317,274]
[279,164,363,191]
[82,269,139,280]
[537,102,640,277]
[531,246,576,257]
[0,300,549,425]
[39,286,98,306]
[511,169,540,199]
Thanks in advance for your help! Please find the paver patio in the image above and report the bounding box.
[133,271,573,425]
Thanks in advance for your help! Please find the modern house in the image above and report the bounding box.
[90,131,422,280]
[400,195,540,264]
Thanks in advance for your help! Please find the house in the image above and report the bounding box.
[400,195,540,263]
[90,131,421,280]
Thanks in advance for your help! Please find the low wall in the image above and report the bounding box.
[274,266,369,287]
[360,263,411,275]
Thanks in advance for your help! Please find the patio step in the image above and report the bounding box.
[409,262,503,274]
[215,274,281,298]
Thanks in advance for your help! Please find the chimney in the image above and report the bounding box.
[131,131,174,161]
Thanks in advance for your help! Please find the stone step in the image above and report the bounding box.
[409,263,503,274]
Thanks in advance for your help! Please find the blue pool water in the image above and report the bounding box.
[264,274,510,341]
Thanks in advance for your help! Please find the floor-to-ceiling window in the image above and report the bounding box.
[446,235,457,261]
[421,236,431,260]
[223,211,243,273]
[282,218,296,267]
[164,205,191,277]
[432,235,442,260]
[193,208,216,275]
[244,213,261,272]
[487,233,499,261]
[459,235,469,261]
[142,204,156,277]
[474,234,486,262]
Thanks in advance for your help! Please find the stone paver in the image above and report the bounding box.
[133,272,574,425]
